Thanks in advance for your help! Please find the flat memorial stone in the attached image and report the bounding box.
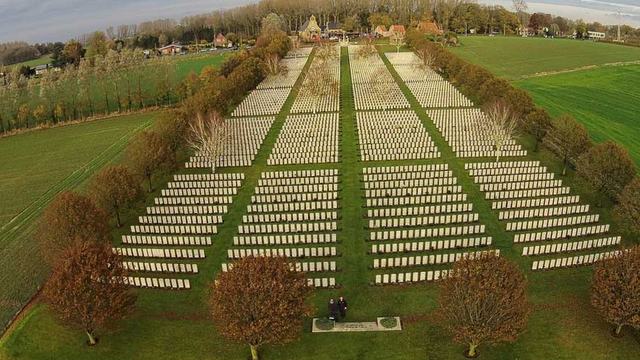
[312,317,402,333]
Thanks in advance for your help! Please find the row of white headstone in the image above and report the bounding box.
[356,110,440,161]
[223,170,341,288]
[268,113,340,165]
[186,117,275,168]
[468,161,621,269]
[363,165,495,284]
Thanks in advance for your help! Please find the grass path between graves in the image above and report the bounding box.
[2,46,640,360]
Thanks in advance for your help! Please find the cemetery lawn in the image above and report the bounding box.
[515,64,640,166]
[450,36,640,80]
[2,46,639,360]
[0,113,156,332]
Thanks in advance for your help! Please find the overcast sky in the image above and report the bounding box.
[479,1,640,27]
[1,0,639,43]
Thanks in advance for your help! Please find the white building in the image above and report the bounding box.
[587,31,606,40]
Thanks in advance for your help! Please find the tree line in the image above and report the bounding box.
[0,48,177,134]
[5,0,640,68]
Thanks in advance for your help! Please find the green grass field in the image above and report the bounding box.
[175,51,230,79]
[453,36,640,166]
[7,55,52,69]
[451,36,640,80]
[0,113,156,332]
[0,50,229,333]
[1,46,638,360]
[516,65,640,165]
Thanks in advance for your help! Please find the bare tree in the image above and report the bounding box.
[263,53,287,76]
[302,55,338,114]
[369,68,390,111]
[483,102,519,162]
[414,47,435,81]
[389,31,405,53]
[357,37,377,59]
[188,112,228,173]
[512,0,529,33]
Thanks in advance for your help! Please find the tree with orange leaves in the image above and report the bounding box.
[42,240,136,346]
[209,256,313,360]
[37,191,111,265]
[591,246,640,337]
[88,165,141,227]
[437,253,530,357]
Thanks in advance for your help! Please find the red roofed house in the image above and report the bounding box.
[417,20,444,36]
[374,25,388,37]
[158,44,185,56]
[388,25,406,37]
[214,33,228,47]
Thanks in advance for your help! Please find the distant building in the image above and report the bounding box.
[299,15,322,42]
[324,21,344,37]
[388,24,406,37]
[374,25,388,37]
[519,27,535,37]
[416,20,443,36]
[587,31,606,40]
[34,64,50,76]
[158,44,185,55]
[214,33,228,47]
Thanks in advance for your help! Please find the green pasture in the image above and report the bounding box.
[453,36,640,166]
[451,36,640,80]
[0,113,156,332]
[175,51,231,79]
[1,46,638,359]
[7,55,52,69]
[0,49,229,334]
[516,64,640,166]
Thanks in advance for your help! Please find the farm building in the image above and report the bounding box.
[374,25,388,37]
[417,20,443,36]
[299,15,322,41]
[214,33,228,47]
[34,64,50,76]
[158,44,185,55]
[587,31,606,40]
[324,21,344,36]
[388,25,406,37]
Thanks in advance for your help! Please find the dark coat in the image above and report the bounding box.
[328,302,339,317]
[338,299,348,313]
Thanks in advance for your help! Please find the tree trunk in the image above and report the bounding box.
[615,323,623,336]
[137,77,144,109]
[562,156,568,176]
[115,208,122,228]
[147,174,154,193]
[533,137,540,152]
[86,330,97,346]
[250,345,259,360]
[467,342,478,357]
[115,84,122,112]
[104,91,110,114]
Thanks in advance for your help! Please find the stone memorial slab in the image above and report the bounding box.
[312,317,402,333]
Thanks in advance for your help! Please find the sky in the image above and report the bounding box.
[0,0,639,44]
[479,0,640,27]
[0,0,255,43]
